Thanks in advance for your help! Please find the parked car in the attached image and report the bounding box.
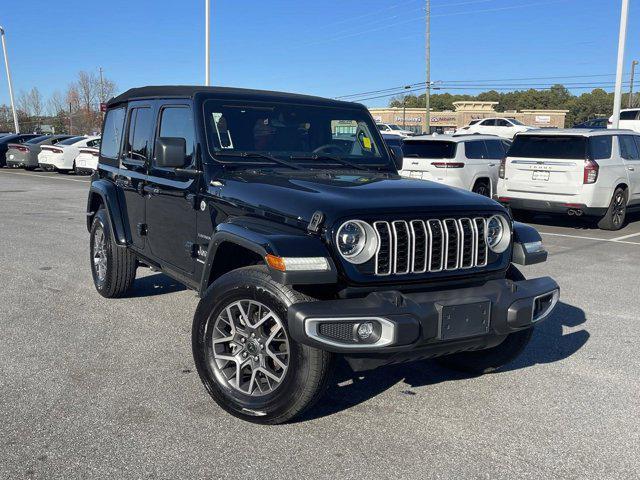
[5,134,74,170]
[86,86,558,424]
[455,117,534,139]
[74,146,100,175]
[608,108,640,133]
[399,134,507,197]
[376,123,414,137]
[496,129,640,230]
[0,133,40,167]
[38,136,101,173]
[574,117,608,129]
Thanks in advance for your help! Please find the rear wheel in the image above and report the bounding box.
[472,179,491,197]
[597,187,627,231]
[436,266,533,374]
[192,266,333,424]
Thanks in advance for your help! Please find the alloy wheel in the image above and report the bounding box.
[93,226,108,282]
[209,299,290,396]
[612,192,626,227]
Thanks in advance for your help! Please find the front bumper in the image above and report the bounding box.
[288,276,559,368]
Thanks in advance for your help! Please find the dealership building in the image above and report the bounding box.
[369,101,568,134]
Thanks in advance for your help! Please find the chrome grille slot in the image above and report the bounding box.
[372,216,491,276]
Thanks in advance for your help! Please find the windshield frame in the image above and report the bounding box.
[201,98,394,170]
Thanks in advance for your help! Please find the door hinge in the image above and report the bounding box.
[136,223,148,236]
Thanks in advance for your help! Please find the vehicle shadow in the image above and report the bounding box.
[297,301,588,422]
[515,211,640,230]
[125,272,187,298]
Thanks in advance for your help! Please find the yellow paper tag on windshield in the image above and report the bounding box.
[362,137,372,149]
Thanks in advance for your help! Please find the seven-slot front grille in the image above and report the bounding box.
[373,217,488,276]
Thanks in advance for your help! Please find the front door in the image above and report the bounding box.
[619,135,640,203]
[145,102,198,274]
[117,102,155,250]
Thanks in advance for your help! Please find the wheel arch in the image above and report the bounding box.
[86,180,129,245]
[471,175,492,195]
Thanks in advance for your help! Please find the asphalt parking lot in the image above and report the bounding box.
[1,169,639,480]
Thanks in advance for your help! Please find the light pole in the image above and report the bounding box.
[205,0,211,86]
[402,85,411,129]
[612,0,629,129]
[629,60,638,108]
[0,26,19,133]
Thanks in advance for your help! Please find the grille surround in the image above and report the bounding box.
[372,217,490,277]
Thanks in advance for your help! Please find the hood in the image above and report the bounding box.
[210,169,506,227]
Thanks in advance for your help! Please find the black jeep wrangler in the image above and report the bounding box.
[87,86,559,424]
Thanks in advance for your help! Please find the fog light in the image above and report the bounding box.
[356,322,374,340]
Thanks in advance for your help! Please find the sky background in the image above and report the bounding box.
[1,0,639,109]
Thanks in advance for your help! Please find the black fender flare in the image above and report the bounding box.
[86,180,129,245]
[512,221,547,266]
[198,222,337,295]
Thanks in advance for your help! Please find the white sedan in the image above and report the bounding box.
[455,117,533,139]
[38,136,101,173]
[377,123,415,137]
[74,146,100,175]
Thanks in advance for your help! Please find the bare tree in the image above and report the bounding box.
[28,87,43,120]
[47,90,66,115]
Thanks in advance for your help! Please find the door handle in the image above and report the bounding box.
[488,163,496,167]
[143,185,160,196]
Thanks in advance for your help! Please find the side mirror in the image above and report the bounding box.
[390,145,404,170]
[155,137,187,168]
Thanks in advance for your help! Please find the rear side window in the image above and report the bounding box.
[619,135,640,160]
[465,140,488,159]
[620,110,639,120]
[481,119,496,126]
[101,107,126,162]
[124,108,153,161]
[402,141,456,159]
[156,106,195,166]
[495,119,510,127]
[484,140,505,159]
[508,135,587,159]
[589,136,612,160]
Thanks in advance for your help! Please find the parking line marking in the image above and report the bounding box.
[610,232,640,241]
[540,231,640,245]
[0,170,90,183]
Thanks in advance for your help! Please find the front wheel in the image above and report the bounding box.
[436,265,533,374]
[192,266,333,424]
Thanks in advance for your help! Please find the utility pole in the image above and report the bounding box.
[424,0,431,135]
[205,0,211,86]
[612,0,629,129]
[99,67,105,103]
[629,60,638,108]
[0,26,19,133]
[402,85,411,129]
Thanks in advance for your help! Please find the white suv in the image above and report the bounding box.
[377,123,414,137]
[496,129,640,230]
[455,117,533,139]
[608,108,640,133]
[399,135,509,197]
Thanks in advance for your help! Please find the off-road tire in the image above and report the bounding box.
[597,187,627,231]
[436,265,533,374]
[192,266,333,424]
[89,208,137,298]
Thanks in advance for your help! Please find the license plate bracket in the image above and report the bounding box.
[437,300,491,340]
[532,170,550,181]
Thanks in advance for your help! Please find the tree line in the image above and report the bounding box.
[0,70,116,135]
[389,84,638,126]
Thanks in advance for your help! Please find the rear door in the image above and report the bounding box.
[619,135,640,202]
[145,101,198,274]
[504,135,587,195]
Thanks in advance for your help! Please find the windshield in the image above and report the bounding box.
[402,140,457,159]
[508,118,524,126]
[58,136,86,145]
[204,100,391,169]
[508,135,587,159]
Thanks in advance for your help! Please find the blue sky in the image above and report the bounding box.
[0,0,638,109]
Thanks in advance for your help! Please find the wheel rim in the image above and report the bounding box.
[474,184,490,197]
[209,299,290,397]
[92,226,107,282]
[612,192,626,227]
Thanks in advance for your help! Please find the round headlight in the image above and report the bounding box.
[486,215,511,253]
[336,220,378,264]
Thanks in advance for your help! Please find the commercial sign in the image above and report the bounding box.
[395,116,422,122]
[535,115,551,124]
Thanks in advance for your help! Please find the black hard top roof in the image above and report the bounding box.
[107,85,362,109]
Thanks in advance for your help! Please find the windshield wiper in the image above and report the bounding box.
[290,154,367,171]
[216,152,302,170]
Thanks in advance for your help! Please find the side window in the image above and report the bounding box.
[481,119,495,126]
[124,108,153,162]
[484,140,505,159]
[156,106,195,166]
[87,139,101,148]
[589,136,612,160]
[496,119,510,127]
[100,107,126,165]
[620,110,639,121]
[619,135,640,160]
[634,137,640,156]
[465,140,488,159]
